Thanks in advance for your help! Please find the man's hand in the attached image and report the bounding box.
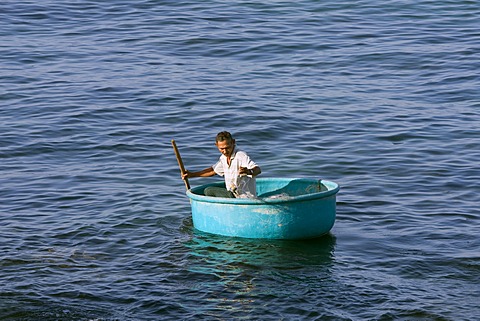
[239,167,252,176]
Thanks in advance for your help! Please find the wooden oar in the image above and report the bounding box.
[171,140,191,191]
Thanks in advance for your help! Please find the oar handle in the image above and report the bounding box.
[171,140,191,191]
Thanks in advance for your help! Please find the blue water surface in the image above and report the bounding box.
[1,1,479,320]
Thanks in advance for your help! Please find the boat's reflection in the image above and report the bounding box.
[185,231,336,270]
[182,232,336,317]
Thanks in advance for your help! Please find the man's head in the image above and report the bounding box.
[215,131,235,158]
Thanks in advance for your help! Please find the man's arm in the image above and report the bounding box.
[182,167,216,179]
[240,166,261,177]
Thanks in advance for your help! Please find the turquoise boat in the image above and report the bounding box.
[186,178,340,240]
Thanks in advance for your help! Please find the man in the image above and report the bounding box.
[182,131,261,198]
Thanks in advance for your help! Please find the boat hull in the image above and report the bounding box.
[186,178,340,239]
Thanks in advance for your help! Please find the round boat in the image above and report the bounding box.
[186,178,340,240]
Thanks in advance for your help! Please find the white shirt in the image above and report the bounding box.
[212,148,258,197]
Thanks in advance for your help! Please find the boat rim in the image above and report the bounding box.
[186,178,340,205]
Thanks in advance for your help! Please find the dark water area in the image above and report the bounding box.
[1,1,479,320]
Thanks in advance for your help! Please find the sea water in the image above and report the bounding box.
[1,1,479,320]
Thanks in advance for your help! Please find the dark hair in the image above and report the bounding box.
[216,131,233,143]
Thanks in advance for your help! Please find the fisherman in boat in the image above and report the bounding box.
[182,131,261,198]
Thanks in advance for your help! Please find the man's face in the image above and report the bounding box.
[216,139,235,158]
